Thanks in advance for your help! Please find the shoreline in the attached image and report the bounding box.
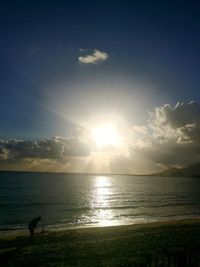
[2,217,200,266]
[1,217,200,240]
[1,169,200,178]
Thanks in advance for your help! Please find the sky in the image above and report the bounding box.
[0,1,200,174]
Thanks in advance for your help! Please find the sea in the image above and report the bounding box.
[1,171,200,233]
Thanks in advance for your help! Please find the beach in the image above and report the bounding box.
[1,219,200,266]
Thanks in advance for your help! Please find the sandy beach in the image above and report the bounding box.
[1,218,200,266]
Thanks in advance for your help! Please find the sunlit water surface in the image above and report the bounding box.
[1,172,200,231]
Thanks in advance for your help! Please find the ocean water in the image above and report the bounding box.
[1,171,200,232]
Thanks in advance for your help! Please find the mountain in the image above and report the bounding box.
[155,162,200,177]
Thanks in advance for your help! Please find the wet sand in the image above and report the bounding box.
[1,218,200,266]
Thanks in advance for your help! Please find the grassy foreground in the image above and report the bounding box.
[1,219,200,267]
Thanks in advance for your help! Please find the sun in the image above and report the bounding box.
[92,123,120,147]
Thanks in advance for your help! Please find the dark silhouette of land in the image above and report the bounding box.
[1,162,200,177]
[155,162,200,177]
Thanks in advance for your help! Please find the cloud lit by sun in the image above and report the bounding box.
[91,124,120,147]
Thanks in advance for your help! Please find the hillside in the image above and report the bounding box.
[156,162,200,177]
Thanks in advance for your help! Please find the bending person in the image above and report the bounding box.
[28,216,41,238]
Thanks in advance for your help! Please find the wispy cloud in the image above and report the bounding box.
[78,49,108,64]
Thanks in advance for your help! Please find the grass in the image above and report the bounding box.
[1,219,200,266]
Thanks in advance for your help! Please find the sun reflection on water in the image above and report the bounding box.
[91,176,115,226]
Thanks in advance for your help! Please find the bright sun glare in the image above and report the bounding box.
[92,124,120,147]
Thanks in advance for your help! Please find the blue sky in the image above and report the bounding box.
[0,1,200,173]
[1,1,200,138]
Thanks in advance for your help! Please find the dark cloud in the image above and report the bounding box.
[149,101,200,143]
[0,136,90,162]
[1,101,200,173]
[134,101,200,167]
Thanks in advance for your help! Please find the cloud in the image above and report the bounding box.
[78,49,108,64]
[0,135,90,162]
[149,101,200,143]
[1,101,200,173]
[0,135,160,175]
[132,101,200,167]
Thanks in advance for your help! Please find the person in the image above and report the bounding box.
[28,216,41,238]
